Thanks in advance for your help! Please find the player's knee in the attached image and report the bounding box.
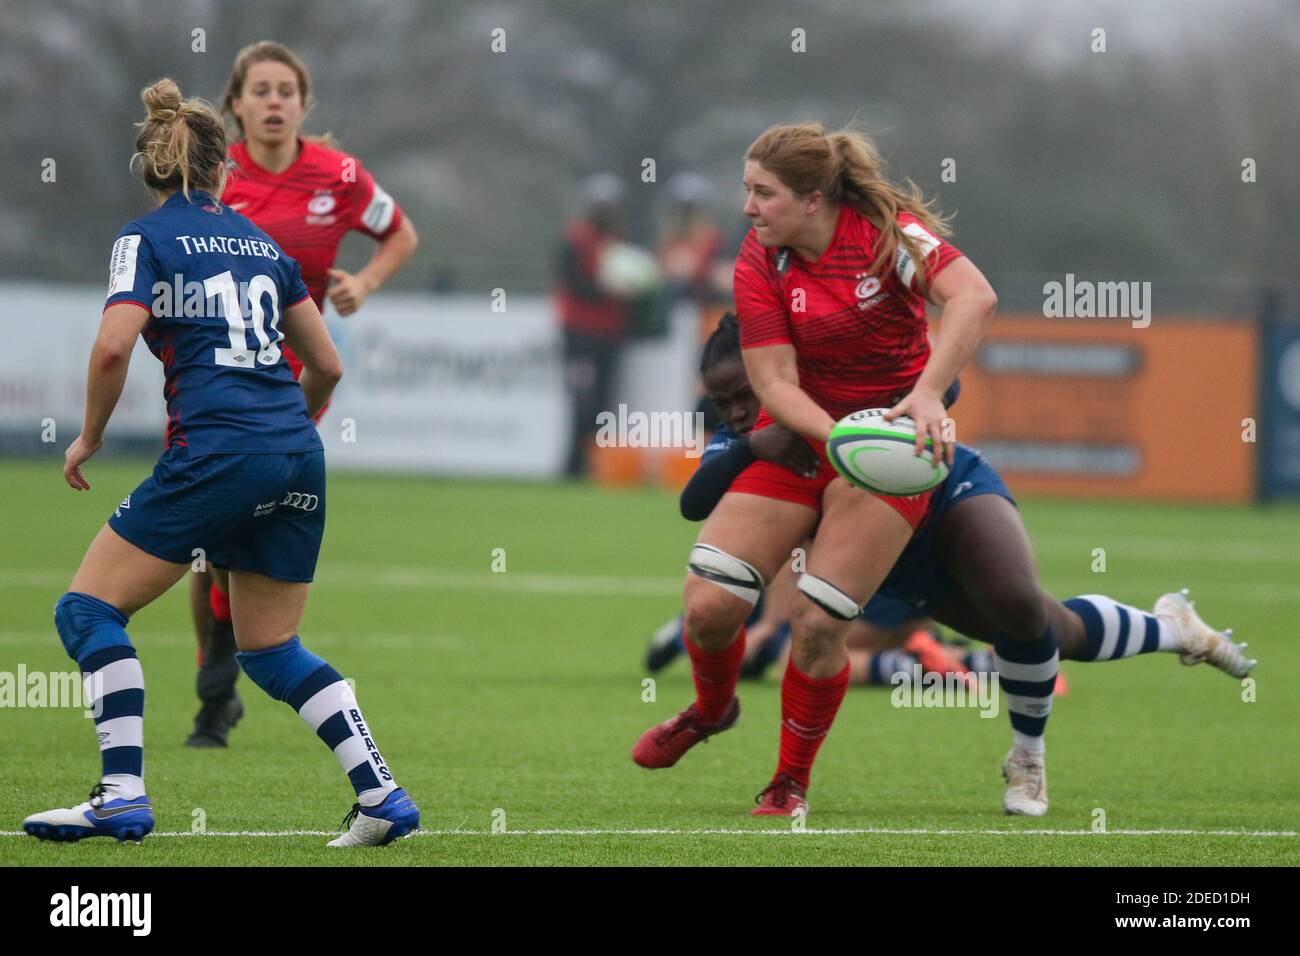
[687,544,764,604]
[790,583,854,661]
[987,584,1048,642]
[53,592,132,665]
[684,544,763,648]
[682,578,750,650]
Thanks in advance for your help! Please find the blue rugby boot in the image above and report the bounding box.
[23,783,154,843]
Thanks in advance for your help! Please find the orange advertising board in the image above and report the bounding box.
[942,315,1257,502]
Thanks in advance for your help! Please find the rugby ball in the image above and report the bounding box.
[827,408,949,496]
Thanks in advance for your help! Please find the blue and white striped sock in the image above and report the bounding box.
[54,593,145,800]
[1064,595,1181,660]
[994,628,1058,753]
[80,645,146,800]
[238,636,398,807]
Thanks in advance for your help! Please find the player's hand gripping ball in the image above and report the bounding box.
[827,408,949,495]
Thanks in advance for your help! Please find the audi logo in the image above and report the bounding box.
[279,492,319,512]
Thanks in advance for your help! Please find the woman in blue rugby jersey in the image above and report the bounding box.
[22,79,419,847]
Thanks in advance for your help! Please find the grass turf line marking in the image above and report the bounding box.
[5,565,1300,604]
[1,829,1294,838]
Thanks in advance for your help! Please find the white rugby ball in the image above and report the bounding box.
[827,408,949,495]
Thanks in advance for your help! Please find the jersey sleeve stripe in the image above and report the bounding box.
[103,298,152,315]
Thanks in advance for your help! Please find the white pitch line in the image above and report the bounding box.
[4,564,1300,605]
[0,828,1294,838]
[0,566,683,598]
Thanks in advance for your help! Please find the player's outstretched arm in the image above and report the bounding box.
[281,297,343,418]
[65,303,151,490]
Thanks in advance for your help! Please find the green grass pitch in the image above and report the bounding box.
[0,458,1296,866]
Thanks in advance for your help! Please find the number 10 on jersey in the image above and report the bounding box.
[205,270,284,368]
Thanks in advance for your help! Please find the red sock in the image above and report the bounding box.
[684,627,745,723]
[777,659,851,788]
[209,583,232,624]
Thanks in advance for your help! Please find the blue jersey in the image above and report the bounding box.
[104,189,319,455]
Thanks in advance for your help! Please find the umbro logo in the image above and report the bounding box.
[114,495,131,518]
[951,481,973,498]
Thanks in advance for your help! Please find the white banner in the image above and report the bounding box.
[1,285,699,478]
[0,282,165,445]
[318,293,569,476]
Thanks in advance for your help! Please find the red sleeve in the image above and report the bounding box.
[895,212,963,292]
[734,232,791,348]
[347,159,404,240]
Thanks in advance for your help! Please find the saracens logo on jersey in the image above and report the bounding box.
[854,272,889,310]
[306,190,337,225]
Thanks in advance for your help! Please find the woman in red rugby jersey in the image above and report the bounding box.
[634,125,1255,819]
[631,121,1005,811]
[183,40,418,747]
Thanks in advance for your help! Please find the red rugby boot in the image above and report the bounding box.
[751,773,808,816]
[631,698,740,769]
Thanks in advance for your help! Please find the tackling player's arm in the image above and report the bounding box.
[281,297,343,418]
[743,343,837,445]
[885,257,996,466]
[65,303,151,490]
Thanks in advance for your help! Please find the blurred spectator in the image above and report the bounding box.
[554,173,631,478]
[656,173,729,306]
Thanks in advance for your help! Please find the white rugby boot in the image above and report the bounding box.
[327,788,420,847]
[23,783,154,843]
[1154,589,1256,679]
[1002,747,1049,816]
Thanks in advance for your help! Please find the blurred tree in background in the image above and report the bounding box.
[2,0,1296,302]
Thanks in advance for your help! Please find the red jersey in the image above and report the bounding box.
[734,204,963,422]
[222,139,404,376]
